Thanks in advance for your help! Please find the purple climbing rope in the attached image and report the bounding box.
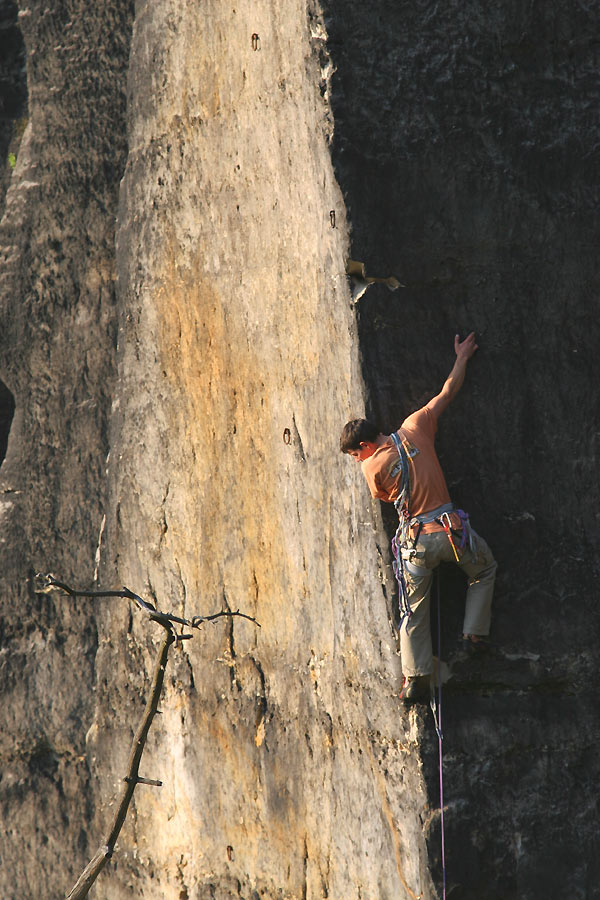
[436,572,446,900]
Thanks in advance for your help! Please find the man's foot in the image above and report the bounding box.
[460,634,492,657]
[400,674,431,702]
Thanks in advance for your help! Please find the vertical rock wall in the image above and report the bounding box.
[1,0,599,899]
[0,0,134,895]
[1,1,434,899]
[323,1,600,897]
[93,1,432,898]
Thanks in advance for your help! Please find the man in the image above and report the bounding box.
[340,333,497,702]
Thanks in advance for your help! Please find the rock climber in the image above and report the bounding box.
[340,332,497,702]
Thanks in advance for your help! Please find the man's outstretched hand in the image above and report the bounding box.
[426,332,480,418]
[455,332,478,361]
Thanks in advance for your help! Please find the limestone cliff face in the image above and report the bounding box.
[0,1,430,899]
[94,2,429,898]
[1,1,599,899]
[0,0,132,894]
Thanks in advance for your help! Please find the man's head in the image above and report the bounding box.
[340,418,381,461]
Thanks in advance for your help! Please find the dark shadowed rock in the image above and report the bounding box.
[0,1,599,899]
[323,0,600,896]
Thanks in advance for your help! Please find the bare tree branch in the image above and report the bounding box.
[36,574,260,630]
[33,574,259,900]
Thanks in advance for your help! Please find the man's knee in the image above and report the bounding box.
[465,556,497,586]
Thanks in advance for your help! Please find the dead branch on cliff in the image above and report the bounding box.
[35,573,260,900]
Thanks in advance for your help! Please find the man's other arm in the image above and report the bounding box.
[424,332,478,420]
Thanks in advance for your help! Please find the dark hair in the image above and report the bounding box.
[340,418,380,453]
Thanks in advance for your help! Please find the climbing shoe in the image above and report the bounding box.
[400,674,431,703]
[460,634,492,657]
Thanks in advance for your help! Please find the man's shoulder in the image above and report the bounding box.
[362,440,396,481]
[362,438,403,501]
[401,405,437,438]
[363,438,394,469]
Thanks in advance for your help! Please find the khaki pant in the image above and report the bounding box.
[400,529,497,677]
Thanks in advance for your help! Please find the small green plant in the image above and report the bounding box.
[8,153,16,170]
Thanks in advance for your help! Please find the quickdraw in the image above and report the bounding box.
[439,511,460,562]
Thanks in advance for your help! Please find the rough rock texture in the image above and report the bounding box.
[0,0,134,894]
[324,1,600,897]
[89,2,433,898]
[0,1,599,899]
[0,1,430,899]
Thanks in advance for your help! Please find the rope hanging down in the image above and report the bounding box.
[386,433,448,895]
[430,572,447,900]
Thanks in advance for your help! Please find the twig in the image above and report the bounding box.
[33,575,259,900]
[65,627,173,900]
[36,574,261,629]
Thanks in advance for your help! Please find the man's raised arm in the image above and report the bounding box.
[425,332,478,420]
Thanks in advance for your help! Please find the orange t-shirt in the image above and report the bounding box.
[362,406,455,534]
